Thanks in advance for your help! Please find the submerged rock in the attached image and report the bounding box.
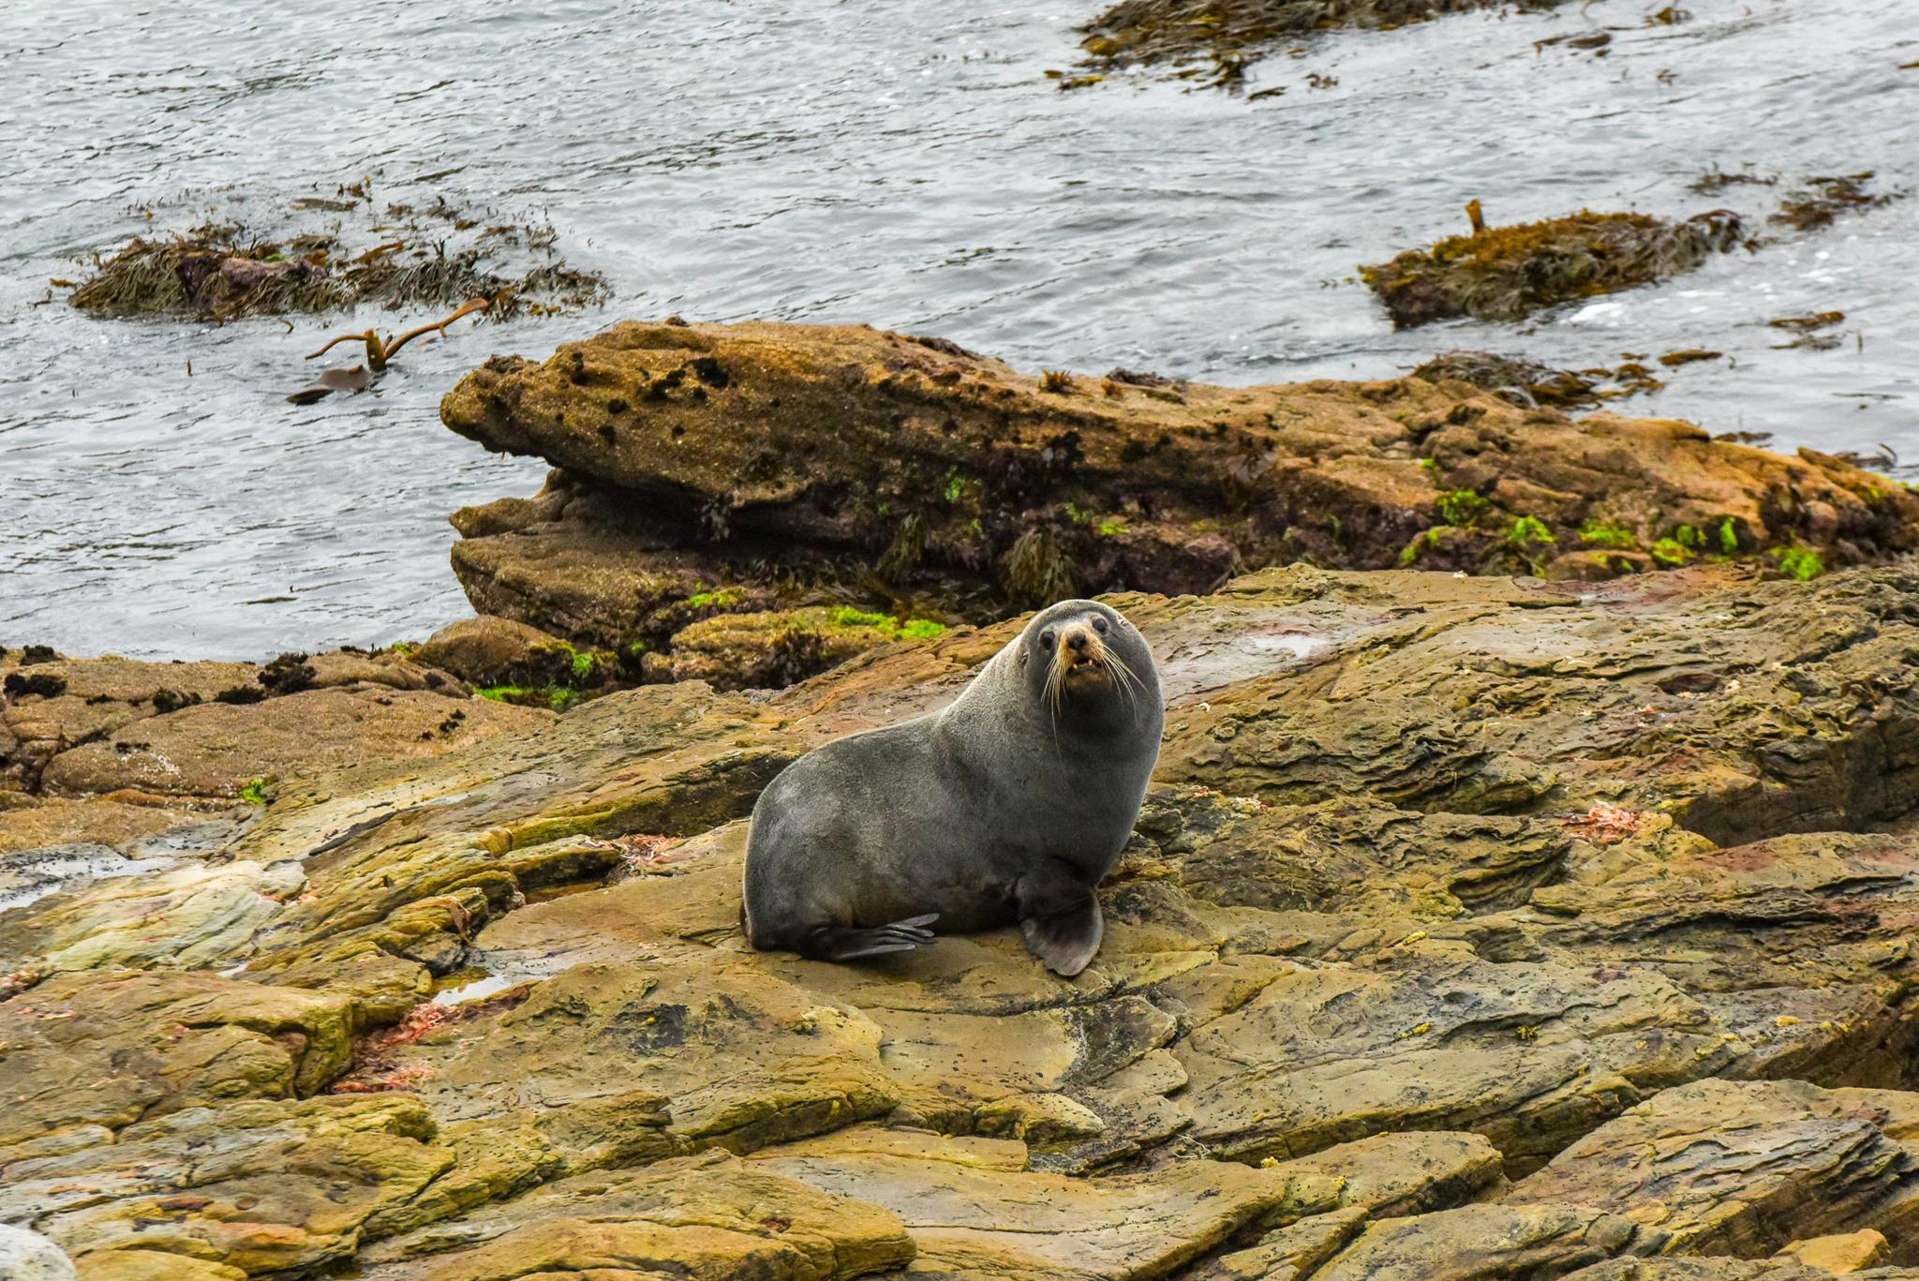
[438,321,1919,673]
[1361,208,1746,327]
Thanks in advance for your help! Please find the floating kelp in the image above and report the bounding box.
[289,299,492,404]
[1771,172,1900,232]
[1657,348,1722,368]
[1078,0,1572,79]
[1361,206,1745,328]
[1689,168,1775,195]
[1769,310,1846,351]
[69,184,607,322]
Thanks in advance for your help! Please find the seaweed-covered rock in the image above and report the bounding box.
[68,189,605,321]
[439,321,1919,661]
[1362,209,1745,327]
[1078,0,1573,79]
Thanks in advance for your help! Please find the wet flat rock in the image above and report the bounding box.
[437,320,1919,659]
[8,562,1919,1276]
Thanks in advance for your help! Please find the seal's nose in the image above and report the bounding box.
[1067,632,1088,653]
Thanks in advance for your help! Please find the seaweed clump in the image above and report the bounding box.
[1079,0,1572,80]
[1416,350,1686,409]
[1411,352,1600,409]
[1361,207,1745,328]
[69,185,607,321]
[1771,173,1900,232]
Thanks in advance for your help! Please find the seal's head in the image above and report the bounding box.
[1017,598,1157,732]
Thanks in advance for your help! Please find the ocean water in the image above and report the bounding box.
[2,0,1912,658]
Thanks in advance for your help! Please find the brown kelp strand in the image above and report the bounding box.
[1770,171,1901,232]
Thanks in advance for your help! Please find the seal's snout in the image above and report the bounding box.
[1057,623,1102,666]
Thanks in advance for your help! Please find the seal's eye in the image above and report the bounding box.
[1091,616,1109,634]
[1039,629,1055,650]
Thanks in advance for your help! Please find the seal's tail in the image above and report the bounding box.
[806,913,939,962]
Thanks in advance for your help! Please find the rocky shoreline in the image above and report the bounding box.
[7,325,1919,1279]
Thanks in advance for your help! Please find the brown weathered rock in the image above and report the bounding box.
[752,1129,1323,1280]
[412,615,595,688]
[2,1094,449,1274]
[0,656,257,788]
[1779,1230,1892,1274]
[0,794,201,857]
[1566,1261,1903,1281]
[0,970,362,1151]
[438,321,1919,656]
[1310,1204,1665,1281]
[38,685,547,799]
[10,562,1919,1277]
[73,1250,246,1281]
[1506,1079,1919,1257]
[356,1149,914,1280]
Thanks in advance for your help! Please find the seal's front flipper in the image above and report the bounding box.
[1017,872,1103,977]
[805,913,939,963]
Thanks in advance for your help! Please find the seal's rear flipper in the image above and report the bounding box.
[1020,894,1103,978]
[807,913,939,963]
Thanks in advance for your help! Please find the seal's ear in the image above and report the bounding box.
[1017,646,1028,667]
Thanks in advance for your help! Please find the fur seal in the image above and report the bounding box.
[742,598,1162,976]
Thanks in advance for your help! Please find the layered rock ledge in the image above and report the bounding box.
[438,321,1919,685]
[7,560,1919,1277]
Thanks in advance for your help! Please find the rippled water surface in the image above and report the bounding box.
[3,0,1914,658]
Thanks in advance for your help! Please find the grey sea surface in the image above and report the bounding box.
[1,0,1912,658]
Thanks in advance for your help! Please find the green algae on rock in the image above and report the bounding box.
[1362,208,1746,327]
[1078,0,1574,80]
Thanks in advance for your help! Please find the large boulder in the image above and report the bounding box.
[437,321,1919,664]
